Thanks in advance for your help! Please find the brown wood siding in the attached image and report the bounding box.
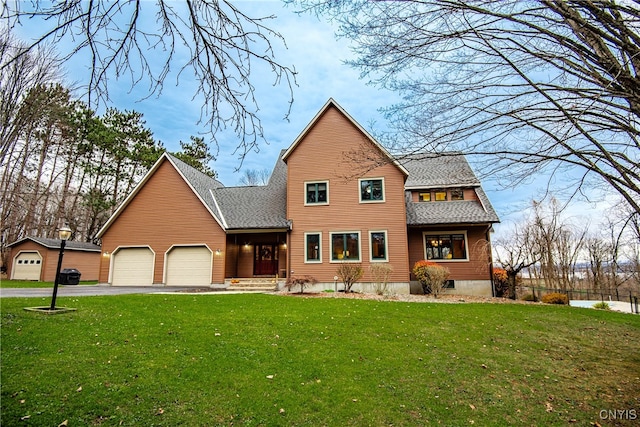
[55,249,101,281]
[286,106,410,283]
[224,240,240,278]
[408,226,492,281]
[99,159,226,284]
[8,241,100,282]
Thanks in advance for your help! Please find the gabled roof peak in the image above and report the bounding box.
[282,98,409,177]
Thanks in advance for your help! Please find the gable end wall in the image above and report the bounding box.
[99,159,226,284]
[286,106,410,284]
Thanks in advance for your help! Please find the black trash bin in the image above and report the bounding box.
[59,268,81,285]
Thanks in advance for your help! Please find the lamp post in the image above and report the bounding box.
[49,226,72,311]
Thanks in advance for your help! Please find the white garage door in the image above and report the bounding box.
[111,247,154,286]
[12,252,43,280]
[165,246,212,287]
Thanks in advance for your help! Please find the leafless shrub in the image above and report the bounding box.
[284,275,317,294]
[336,263,363,292]
[370,263,393,295]
[412,260,450,298]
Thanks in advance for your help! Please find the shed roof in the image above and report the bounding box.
[405,187,499,226]
[400,153,499,225]
[401,153,481,189]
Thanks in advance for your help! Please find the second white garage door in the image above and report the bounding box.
[111,247,154,286]
[165,246,212,287]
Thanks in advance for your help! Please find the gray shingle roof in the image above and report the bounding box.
[400,153,499,225]
[406,188,499,226]
[211,150,289,230]
[167,154,226,222]
[401,153,481,188]
[9,237,101,251]
[170,149,497,230]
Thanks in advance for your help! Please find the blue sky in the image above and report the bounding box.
[12,0,610,231]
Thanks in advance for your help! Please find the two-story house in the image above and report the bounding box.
[97,99,499,295]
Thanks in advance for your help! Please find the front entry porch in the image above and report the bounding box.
[224,232,288,281]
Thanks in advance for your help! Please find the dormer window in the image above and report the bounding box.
[451,189,464,200]
[434,190,447,201]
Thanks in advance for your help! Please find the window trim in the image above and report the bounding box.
[329,231,362,263]
[359,177,385,203]
[304,180,329,206]
[422,231,469,262]
[304,232,322,263]
[369,230,388,262]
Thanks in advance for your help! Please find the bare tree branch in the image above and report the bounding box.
[293,0,640,214]
[2,1,298,161]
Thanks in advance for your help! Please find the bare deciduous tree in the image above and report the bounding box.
[294,0,640,214]
[238,168,271,186]
[2,1,297,161]
[0,33,61,164]
[493,221,541,299]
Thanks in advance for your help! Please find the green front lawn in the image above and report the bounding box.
[0,280,98,288]
[1,294,639,426]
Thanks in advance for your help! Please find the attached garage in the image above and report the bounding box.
[111,247,154,286]
[165,246,212,286]
[11,252,43,280]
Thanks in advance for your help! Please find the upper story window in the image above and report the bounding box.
[434,190,447,201]
[451,189,464,200]
[419,192,431,202]
[305,181,328,205]
[360,178,384,202]
[418,189,465,202]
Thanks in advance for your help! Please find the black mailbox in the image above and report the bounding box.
[59,268,81,285]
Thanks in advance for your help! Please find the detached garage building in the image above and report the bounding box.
[7,237,101,282]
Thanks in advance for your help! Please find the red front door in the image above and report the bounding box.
[254,244,278,276]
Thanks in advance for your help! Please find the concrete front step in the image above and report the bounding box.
[227,286,276,292]
[225,278,281,291]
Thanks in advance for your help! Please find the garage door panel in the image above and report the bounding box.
[165,246,212,287]
[12,252,42,280]
[111,248,154,286]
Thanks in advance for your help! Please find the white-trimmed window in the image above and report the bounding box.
[330,232,361,262]
[359,178,385,202]
[423,231,468,261]
[369,230,388,262]
[305,181,329,205]
[305,232,322,263]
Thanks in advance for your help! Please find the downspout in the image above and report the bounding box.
[487,225,496,297]
[287,219,293,280]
